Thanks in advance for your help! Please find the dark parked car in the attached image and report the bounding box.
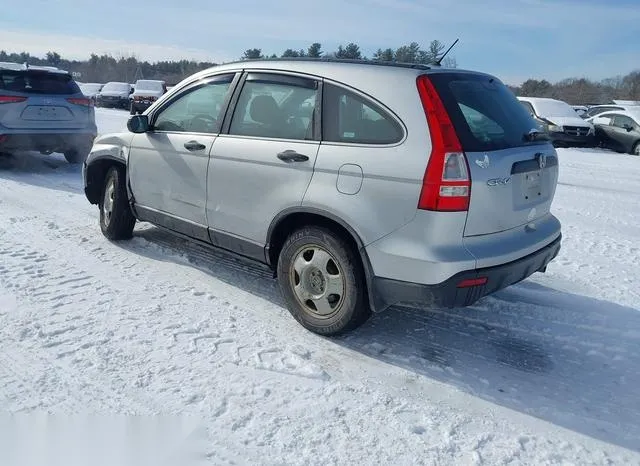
[589,111,640,155]
[95,82,132,109]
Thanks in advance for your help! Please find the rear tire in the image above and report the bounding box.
[64,146,91,164]
[277,226,371,336]
[99,166,136,240]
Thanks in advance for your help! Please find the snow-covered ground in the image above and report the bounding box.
[0,108,639,465]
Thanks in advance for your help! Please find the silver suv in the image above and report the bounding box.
[83,59,561,335]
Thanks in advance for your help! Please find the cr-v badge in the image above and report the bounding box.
[487,177,511,186]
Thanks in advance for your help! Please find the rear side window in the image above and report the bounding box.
[322,83,403,144]
[0,71,80,95]
[428,73,542,151]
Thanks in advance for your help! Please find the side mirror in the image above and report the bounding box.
[127,114,149,133]
[624,124,633,132]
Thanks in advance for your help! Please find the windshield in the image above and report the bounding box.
[101,82,129,92]
[533,99,579,118]
[135,80,163,91]
[429,72,543,151]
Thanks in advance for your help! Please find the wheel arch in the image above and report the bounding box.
[84,155,127,205]
[266,207,382,312]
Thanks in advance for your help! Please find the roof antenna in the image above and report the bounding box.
[435,38,459,66]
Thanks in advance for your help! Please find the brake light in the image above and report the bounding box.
[0,95,27,104]
[416,75,471,212]
[67,97,93,107]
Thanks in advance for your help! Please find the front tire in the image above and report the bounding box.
[632,141,640,156]
[130,103,137,115]
[277,226,371,336]
[99,166,136,240]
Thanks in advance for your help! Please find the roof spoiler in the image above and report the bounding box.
[0,61,70,74]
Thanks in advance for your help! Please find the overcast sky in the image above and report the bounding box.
[1,0,638,85]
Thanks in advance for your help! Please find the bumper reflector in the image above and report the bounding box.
[456,277,488,288]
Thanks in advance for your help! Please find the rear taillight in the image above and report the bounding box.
[67,97,93,107]
[0,95,27,104]
[416,75,471,212]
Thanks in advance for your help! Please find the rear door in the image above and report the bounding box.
[207,72,321,245]
[0,70,89,129]
[428,73,558,237]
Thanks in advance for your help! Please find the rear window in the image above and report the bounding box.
[0,70,80,95]
[428,73,543,152]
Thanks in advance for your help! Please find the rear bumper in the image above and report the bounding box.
[0,132,96,152]
[371,234,561,310]
[96,97,129,108]
[131,101,154,112]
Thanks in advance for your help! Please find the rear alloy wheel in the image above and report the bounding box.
[633,142,640,156]
[99,166,136,240]
[277,226,370,336]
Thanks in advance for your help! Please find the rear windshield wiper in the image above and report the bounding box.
[523,128,550,142]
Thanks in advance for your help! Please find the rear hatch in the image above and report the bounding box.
[427,72,559,237]
[0,69,91,130]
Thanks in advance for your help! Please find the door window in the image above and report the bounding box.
[153,75,234,134]
[611,114,637,130]
[229,74,318,140]
[322,83,403,144]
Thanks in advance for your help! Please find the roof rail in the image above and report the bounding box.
[221,57,434,70]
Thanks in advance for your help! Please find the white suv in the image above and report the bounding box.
[83,59,562,335]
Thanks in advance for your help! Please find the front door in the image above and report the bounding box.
[128,73,238,239]
[207,72,321,251]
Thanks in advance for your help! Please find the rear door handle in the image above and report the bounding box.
[277,150,309,163]
[184,140,206,151]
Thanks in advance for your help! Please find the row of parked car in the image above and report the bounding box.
[78,80,169,115]
[517,96,640,155]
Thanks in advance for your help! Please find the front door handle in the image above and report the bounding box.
[184,140,206,151]
[277,150,309,163]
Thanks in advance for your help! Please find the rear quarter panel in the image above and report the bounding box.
[303,73,431,246]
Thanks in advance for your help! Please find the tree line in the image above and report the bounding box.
[2,45,638,104]
[509,73,640,105]
[0,41,455,86]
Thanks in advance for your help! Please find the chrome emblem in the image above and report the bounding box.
[475,154,490,169]
[536,153,547,169]
[487,177,511,186]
